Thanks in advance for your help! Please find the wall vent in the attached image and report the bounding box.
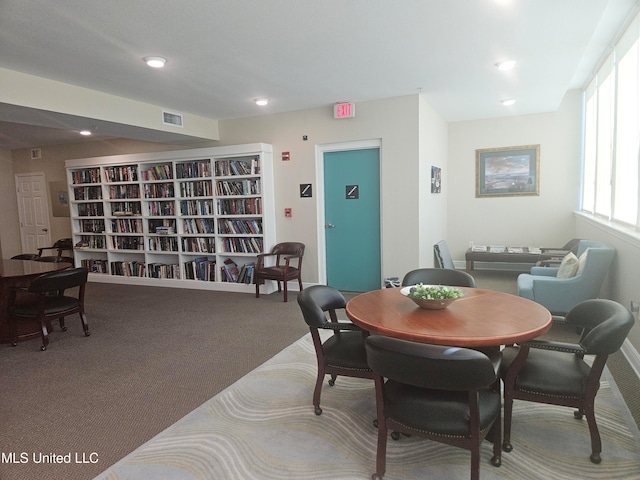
[162,111,184,127]
[30,148,42,159]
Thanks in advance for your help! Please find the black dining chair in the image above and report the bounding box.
[9,267,90,351]
[402,267,476,287]
[501,298,634,463]
[366,335,502,480]
[297,285,374,415]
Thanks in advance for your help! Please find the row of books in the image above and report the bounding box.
[77,203,104,216]
[220,259,255,283]
[71,168,101,185]
[108,184,140,200]
[80,219,105,233]
[110,218,143,233]
[221,237,263,254]
[110,201,142,216]
[73,186,102,200]
[110,261,146,277]
[217,218,263,235]
[182,218,215,234]
[182,237,215,253]
[180,199,214,216]
[147,263,181,279]
[141,163,173,181]
[179,180,212,198]
[216,179,261,196]
[148,201,175,216]
[104,165,138,183]
[148,236,179,252]
[184,257,216,281]
[77,235,106,249]
[216,198,262,215]
[110,236,144,250]
[144,183,174,199]
[214,157,260,177]
[176,160,211,179]
[80,259,108,273]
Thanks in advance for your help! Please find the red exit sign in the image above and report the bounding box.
[334,102,355,119]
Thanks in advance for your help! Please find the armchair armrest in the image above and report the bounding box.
[255,252,277,268]
[321,322,363,332]
[530,266,559,276]
[522,339,585,355]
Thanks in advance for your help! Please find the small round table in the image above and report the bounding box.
[346,287,551,348]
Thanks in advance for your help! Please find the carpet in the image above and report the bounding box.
[95,333,640,480]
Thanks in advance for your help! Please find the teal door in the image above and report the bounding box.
[324,148,381,292]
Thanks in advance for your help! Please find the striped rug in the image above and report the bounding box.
[96,333,640,480]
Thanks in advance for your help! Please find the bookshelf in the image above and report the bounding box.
[65,143,275,293]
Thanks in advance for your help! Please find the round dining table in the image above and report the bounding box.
[346,287,552,348]
[0,258,70,343]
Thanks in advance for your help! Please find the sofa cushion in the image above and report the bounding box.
[576,249,589,276]
[557,252,579,278]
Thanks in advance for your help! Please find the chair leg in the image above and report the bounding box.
[584,403,602,463]
[79,310,90,336]
[298,276,303,292]
[39,319,50,351]
[502,396,514,452]
[313,371,324,415]
[59,315,67,331]
[255,280,260,298]
[373,377,387,479]
[283,281,288,302]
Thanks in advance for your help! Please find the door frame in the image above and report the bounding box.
[15,172,52,253]
[315,139,382,285]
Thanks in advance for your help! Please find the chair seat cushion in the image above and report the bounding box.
[11,296,80,317]
[501,346,592,398]
[258,266,300,279]
[322,331,369,371]
[384,380,501,437]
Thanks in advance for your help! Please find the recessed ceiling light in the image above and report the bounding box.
[144,56,167,68]
[254,98,269,106]
[79,129,92,136]
[501,99,516,106]
[496,60,516,71]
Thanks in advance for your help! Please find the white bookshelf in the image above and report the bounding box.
[65,143,275,293]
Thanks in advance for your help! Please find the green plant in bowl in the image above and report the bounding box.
[401,283,465,310]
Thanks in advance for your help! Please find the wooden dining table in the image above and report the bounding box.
[346,287,552,348]
[0,258,70,343]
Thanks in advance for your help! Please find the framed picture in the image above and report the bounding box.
[49,180,70,217]
[476,144,540,197]
[431,166,441,193]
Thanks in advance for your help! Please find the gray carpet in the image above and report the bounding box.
[96,332,640,479]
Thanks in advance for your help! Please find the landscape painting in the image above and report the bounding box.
[476,145,540,197]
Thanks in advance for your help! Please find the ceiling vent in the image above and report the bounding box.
[30,148,42,159]
[162,110,184,127]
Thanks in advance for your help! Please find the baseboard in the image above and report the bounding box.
[621,339,640,381]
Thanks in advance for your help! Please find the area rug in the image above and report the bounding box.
[95,333,640,480]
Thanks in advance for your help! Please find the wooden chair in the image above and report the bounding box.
[9,267,90,351]
[297,285,374,415]
[366,335,502,480]
[402,267,476,287]
[254,242,304,302]
[501,299,634,463]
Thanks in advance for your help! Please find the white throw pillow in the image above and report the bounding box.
[557,252,579,278]
[576,249,589,276]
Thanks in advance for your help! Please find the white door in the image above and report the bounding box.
[15,173,51,253]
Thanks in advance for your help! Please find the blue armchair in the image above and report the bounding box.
[517,240,615,315]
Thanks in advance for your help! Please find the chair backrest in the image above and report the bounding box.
[564,299,635,356]
[571,241,615,292]
[29,267,88,293]
[272,242,305,257]
[297,285,346,328]
[434,240,455,269]
[365,335,498,391]
[402,268,476,287]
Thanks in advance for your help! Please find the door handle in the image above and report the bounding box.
[42,228,48,232]
[325,223,335,228]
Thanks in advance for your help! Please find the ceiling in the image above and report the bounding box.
[0,0,638,150]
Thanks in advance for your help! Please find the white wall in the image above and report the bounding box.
[218,94,443,284]
[447,90,583,262]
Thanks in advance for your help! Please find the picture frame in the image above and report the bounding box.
[49,180,70,217]
[476,144,540,197]
[431,166,441,193]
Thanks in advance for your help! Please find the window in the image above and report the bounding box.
[583,11,640,229]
